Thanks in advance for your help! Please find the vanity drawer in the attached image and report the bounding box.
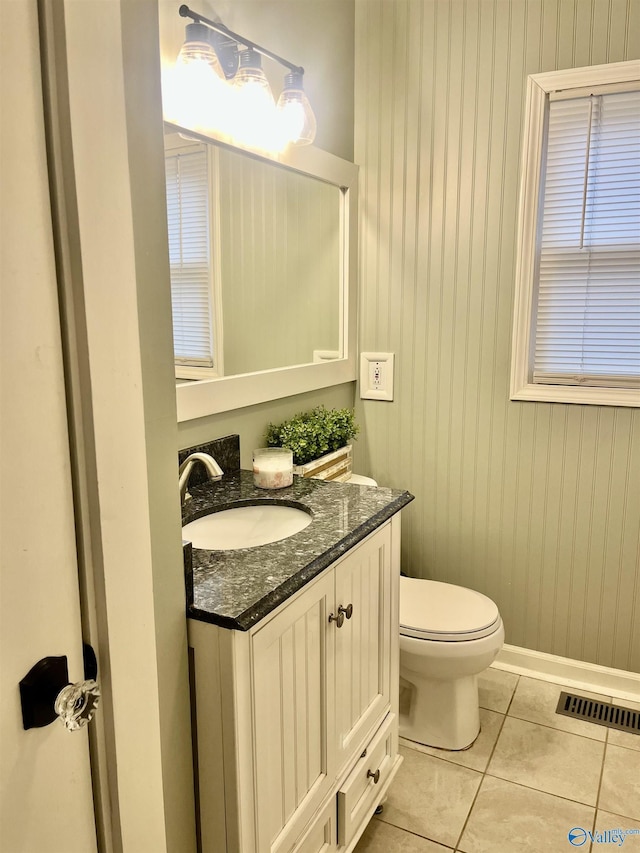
[336,713,396,847]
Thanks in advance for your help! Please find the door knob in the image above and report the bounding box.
[338,603,353,620]
[54,679,100,731]
[19,645,100,731]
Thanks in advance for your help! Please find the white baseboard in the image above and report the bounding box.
[494,644,640,703]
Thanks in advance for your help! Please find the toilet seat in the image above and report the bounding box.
[400,577,501,642]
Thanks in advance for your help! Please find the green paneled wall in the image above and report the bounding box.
[354,0,639,671]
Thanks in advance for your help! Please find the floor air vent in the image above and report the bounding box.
[556,692,639,736]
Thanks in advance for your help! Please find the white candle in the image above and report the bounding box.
[253,448,293,489]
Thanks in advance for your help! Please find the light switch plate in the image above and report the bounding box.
[360,352,395,401]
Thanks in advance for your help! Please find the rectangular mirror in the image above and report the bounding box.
[163,123,358,422]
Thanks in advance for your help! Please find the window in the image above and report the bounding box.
[164,140,223,379]
[511,61,640,407]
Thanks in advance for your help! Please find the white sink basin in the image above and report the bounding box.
[183,504,312,550]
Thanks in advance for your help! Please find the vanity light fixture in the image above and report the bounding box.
[167,4,317,152]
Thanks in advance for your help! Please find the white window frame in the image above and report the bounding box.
[510,60,640,408]
[164,135,225,380]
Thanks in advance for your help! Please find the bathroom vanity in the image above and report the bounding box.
[183,468,413,853]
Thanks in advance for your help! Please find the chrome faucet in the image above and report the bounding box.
[179,452,224,504]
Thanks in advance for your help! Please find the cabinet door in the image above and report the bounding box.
[252,572,336,853]
[334,525,392,772]
[290,799,337,853]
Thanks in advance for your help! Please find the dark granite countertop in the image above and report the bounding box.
[183,470,414,631]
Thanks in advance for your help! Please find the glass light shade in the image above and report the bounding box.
[276,73,316,146]
[277,91,317,146]
[232,50,281,151]
[176,23,225,79]
[233,49,274,93]
[163,24,233,137]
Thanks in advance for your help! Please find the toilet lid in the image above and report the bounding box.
[400,577,501,641]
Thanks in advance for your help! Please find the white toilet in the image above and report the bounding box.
[347,473,504,751]
[399,576,504,750]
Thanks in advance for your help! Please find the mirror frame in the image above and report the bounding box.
[164,123,358,422]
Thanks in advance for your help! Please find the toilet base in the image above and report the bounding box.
[399,672,480,750]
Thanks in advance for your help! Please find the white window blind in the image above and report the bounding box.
[533,89,640,388]
[164,147,215,368]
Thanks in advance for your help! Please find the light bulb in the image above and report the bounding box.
[232,49,280,151]
[276,72,317,146]
[163,23,233,137]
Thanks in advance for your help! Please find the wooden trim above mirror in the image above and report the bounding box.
[164,124,358,421]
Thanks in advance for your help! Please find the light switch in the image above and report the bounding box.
[360,352,394,401]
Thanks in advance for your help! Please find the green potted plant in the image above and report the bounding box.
[265,406,359,481]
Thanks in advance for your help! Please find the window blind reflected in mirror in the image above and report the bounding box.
[165,146,219,373]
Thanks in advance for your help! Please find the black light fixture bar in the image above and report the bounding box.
[178,4,304,76]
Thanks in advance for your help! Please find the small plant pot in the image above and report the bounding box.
[293,445,352,482]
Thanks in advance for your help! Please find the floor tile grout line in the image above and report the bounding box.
[504,674,618,740]
[373,813,455,850]
[453,707,512,850]
[504,710,609,742]
[451,777,484,853]
[483,769,600,810]
[502,674,520,716]
[478,671,521,716]
[596,805,640,823]
[587,744,616,853]
[594,737,609,819]
[601,739,640,754]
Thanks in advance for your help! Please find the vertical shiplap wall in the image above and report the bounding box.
[355,0,640,672]
[219,150,340,375]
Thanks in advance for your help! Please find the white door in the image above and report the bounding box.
[0,1,97,849]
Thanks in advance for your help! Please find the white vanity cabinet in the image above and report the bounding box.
[188,515,402,853]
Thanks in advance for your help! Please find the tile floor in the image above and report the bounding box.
[355,667,640,852]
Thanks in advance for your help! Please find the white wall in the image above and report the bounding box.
[355,0,640,672]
